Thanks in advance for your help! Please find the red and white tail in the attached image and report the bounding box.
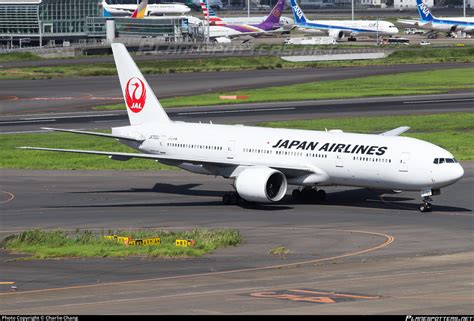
[111,43,170,126]
[200,0,225,25]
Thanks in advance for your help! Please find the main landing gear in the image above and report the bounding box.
[222,192,242,205]
[292,187,326,204]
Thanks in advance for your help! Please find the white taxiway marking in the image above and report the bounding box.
[178,107,295,116]
[404,98,474,104]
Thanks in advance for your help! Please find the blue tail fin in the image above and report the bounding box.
[289,0,307,25]
[416,0,434,22]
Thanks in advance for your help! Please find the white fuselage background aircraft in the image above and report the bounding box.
[102,0,190,17]
[398,0,474,35]
[289,0,399,40]
[20,43,464,213]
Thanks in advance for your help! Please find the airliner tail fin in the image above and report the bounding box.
[111,43,170,126]
[289,0,307,25]
[416,0,434,22]
[131,0,148,19]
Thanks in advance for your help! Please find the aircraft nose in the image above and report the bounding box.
[392,27,399,34]
[451,164,465,182]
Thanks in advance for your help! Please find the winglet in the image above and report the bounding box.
[380,126,410,136]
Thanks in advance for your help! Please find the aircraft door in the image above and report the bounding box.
[159,135,167,153]
[227,140,236,159]
[399,152,409,172]
[335,153,343,168]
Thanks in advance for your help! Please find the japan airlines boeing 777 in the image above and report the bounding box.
[20,44,464,213]
[289,0,399,40]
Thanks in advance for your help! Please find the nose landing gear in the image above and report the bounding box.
[419,189,440,213]
[419,196,433,213]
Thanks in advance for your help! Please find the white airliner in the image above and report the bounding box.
[102,0,190,17]
[398,0,474,35]
[20,44,464,213]
[199,0,293,26]
[289,0,399,40]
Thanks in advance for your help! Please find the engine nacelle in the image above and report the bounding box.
[234,166,287,203]
[328,29,345,40]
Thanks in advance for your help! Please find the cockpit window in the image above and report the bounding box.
[434,158,457,164]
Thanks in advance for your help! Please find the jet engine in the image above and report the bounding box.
[234,166,287,203]
[328,29,345,40]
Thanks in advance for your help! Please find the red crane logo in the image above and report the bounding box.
[125,77,146,113]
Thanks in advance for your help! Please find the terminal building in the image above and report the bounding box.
[0,0,203,48]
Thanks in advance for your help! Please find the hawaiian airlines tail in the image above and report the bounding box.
[112,43,170,126]
[416,0,434,22]
[289,0,308,25]
[131,0,148,19]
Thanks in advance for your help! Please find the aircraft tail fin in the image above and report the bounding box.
[111,43,170,126]
[289,0,307,25]
[131,0,148,19]
[200,0,225,25]
[102,0,113,17]
[259,0,285,26]
[416,0,434,22]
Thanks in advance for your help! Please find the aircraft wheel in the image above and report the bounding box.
[317,190,327,202]
[222,194,231,205]
[419,203,432,213]
[292,189,302,202]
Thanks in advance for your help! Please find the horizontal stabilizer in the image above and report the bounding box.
[380,126,410,136]
[42,127,144,143]
[18,147,158,160]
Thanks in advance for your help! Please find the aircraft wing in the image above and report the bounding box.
[397,19,420,26]
[380,126,410,136]
[398,19,433,28]
[42,128,145,143]
[18,146,321,177]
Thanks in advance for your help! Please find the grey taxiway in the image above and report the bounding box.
[0,164,472,314]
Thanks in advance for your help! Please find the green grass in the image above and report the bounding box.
[1,113,472,171]
[1,47,473,80]
[95,68,474,110]
[0,131,173,170]
[1,229,243,259]
[259,113,474,160]
[0,52,40,62]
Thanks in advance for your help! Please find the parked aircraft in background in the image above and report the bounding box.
[289,0,398,40]
[102,0,190,17]
[200,0,289,41]
[398,0,474,36]
[199,0,293,26]
[20,43,464,213]
[187,0,223,10]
